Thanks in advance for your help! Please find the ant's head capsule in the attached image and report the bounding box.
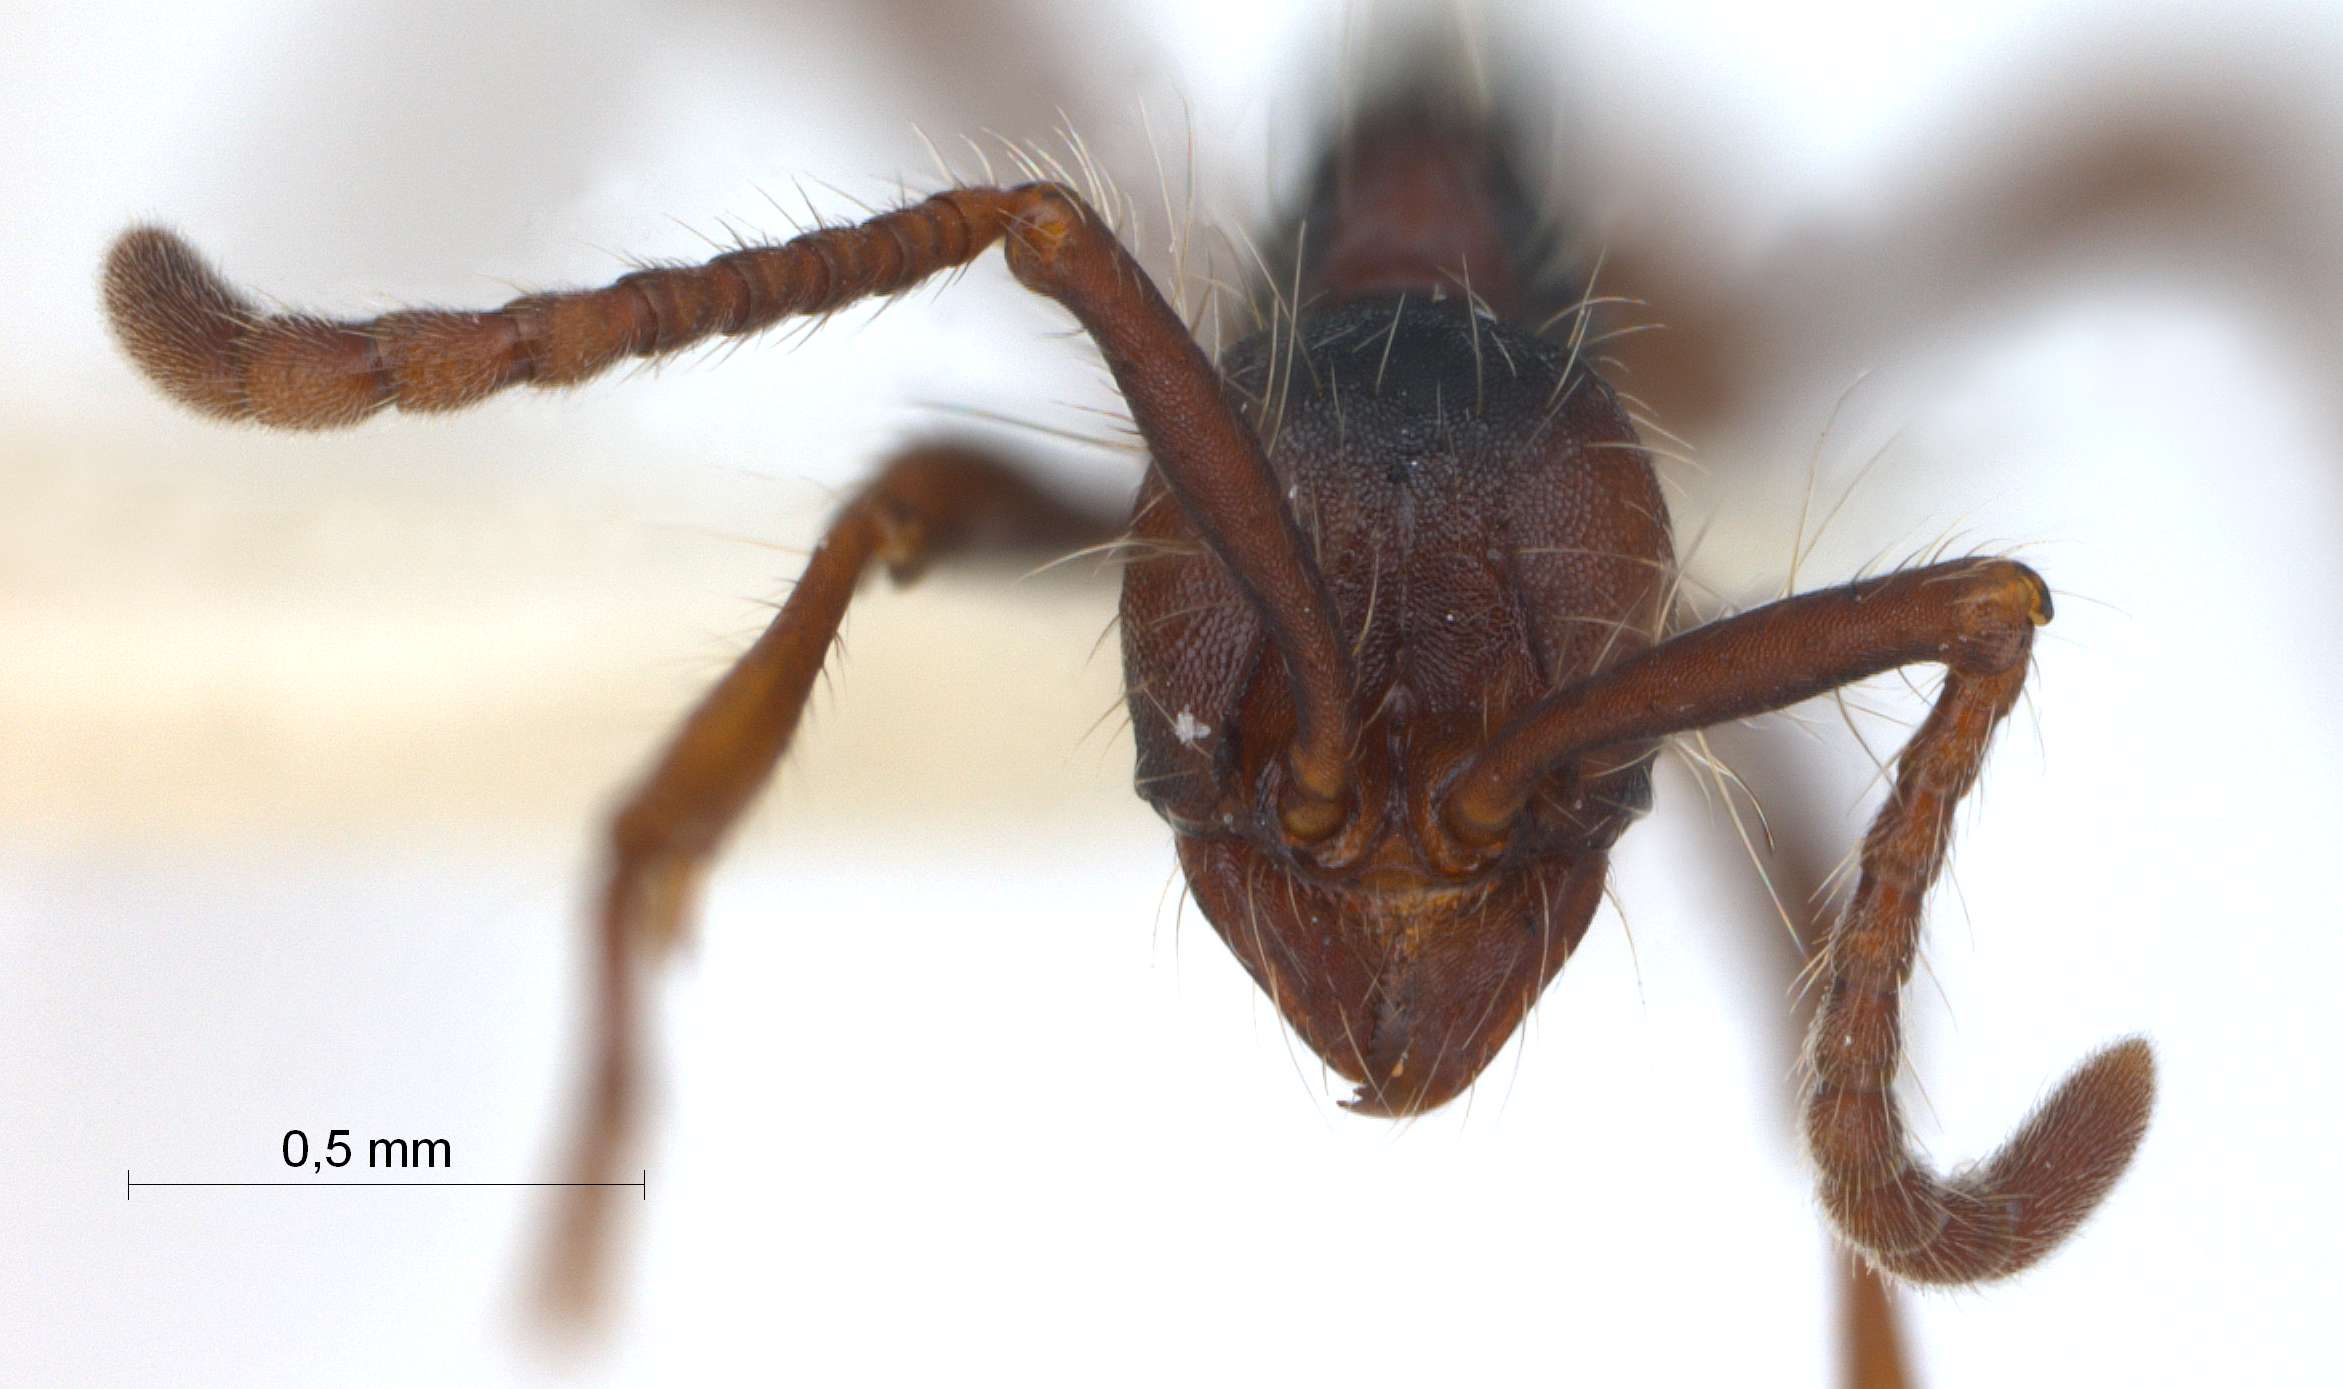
[1171,828,1609,1117]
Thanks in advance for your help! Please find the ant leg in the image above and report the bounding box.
[1613,64,2335,439]
[1695,718,1917,1386]
[535,441,1120,1319]
[1435,557,2154,1284]
[1843,1255,1912,1389]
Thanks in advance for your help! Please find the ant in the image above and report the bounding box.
[99,44,2158,1383]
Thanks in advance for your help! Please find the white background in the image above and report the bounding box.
[6,1,2340,1383]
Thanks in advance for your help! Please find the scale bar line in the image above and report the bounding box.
[125,1169,647,1199]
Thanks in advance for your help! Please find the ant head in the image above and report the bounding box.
[1173,832,1611,1115]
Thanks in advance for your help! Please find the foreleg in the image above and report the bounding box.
[538,442,1119,1317]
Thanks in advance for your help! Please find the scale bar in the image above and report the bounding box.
[128,1170,646,1199]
